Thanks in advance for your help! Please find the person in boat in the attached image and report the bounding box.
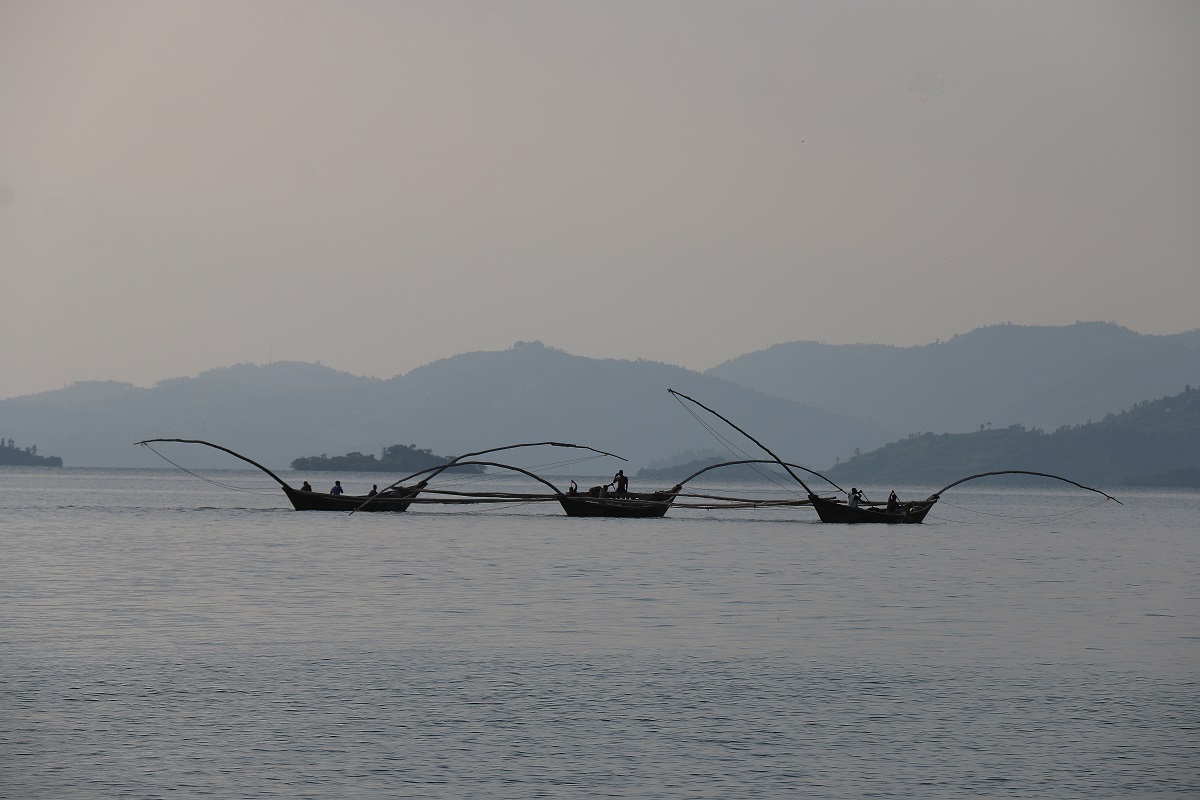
[367,485,377,497]
[300,481,312,492]
[330,480,344,495]
[611,470,629,495]
[848,487,862,508]
[886,490,899,513]
[568,480,578,495]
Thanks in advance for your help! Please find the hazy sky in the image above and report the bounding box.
[2,0,1198,399]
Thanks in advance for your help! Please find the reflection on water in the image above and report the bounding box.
[2,468,1197,798]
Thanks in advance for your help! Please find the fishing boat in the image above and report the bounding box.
[667,390,1121,523]
[283,483,422,512]
[389,460,680,518]
[137,438,627,513]
[557,487,680,518]
[804,470,1125,523]
[807,495,934,524]
[137,438,427,511]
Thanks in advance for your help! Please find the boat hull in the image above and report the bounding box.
[557,492,675,518]
[283,485,418,512]
[809,495,934,524]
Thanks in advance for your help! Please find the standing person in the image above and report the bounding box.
[886,490,899,513]
[330,480,344,495]
[611,470,629,495]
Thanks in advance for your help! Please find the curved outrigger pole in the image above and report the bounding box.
[387,441,623,488]
[137,438,292,488]
[354,441,625,513]
[927,470,1122,505]
[400,460,569,496]
[668,389,820,498]
[672,459,845,495]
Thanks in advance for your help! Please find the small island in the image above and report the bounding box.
[291,443,485,474]
[0,438,63,467]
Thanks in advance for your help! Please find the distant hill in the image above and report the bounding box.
[0,344,888,470]
[637,457,724,482]
[0,362,379,469]
[708,322,1200,436]
[5,325,1197,476]
[825,385,1200,487]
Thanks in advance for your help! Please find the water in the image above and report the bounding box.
[2,467,1197,798]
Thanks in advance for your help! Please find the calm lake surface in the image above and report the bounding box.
[2,467,1197,798]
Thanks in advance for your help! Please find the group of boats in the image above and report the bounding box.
[138,389,1120,523]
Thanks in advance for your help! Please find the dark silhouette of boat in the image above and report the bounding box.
[667,390,1121,523]
[383,459,680,518]
[283,483,423,511]
[807,495,935,524]
[557,487,680,518]
[806,470,1125,523]
[138,438,427,511]
[137,438,628,514]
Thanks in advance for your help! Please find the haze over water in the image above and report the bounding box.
[3,468,1197,798]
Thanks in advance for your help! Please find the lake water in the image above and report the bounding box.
[2,466,1197,798]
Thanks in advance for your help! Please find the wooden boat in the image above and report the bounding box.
[808,495,934,524]
[393,460,679,518]
[557,487,679,518]
[138,438,427,511]
[283,483,421,512]
[666,391,1120,524]
[809,470,1123,523]
[139,439,629,514]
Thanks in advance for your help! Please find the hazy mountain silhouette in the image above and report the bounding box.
[0,342,888,470]
[4,325,1196,477]
[825,385,1200,487]
[708,322,1200,435]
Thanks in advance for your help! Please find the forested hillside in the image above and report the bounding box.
[825,385,1200,486]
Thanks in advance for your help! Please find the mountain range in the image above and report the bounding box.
[0,342,884,470]
[708,321,1200,435]
[2,323,1197,477]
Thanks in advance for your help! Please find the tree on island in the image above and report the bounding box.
[0,438,63,467]
[290,443,484,474]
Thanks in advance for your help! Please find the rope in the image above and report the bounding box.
[139,443,279,495]
[434,499,546,516]
[421,451,611,491]
[932,495,1111,523]
[671,397,812,498]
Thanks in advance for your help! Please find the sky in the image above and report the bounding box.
[2,0,1198,400]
